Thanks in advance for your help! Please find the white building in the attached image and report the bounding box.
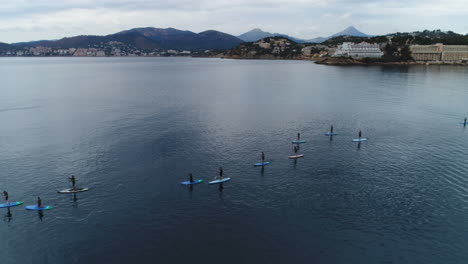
[333,42,383,58]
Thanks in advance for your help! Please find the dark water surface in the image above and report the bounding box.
[1,57,468,264]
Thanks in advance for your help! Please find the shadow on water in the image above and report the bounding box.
[217,184,224,200]
[3,208,12,223]
[188,185,194,197]
[357,142,362,151]
[38,211,44,221]
[260,166,265,176]
[72,194,78,208]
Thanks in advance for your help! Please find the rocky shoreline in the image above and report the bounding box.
[213,55,468,66]
[314,57,468,66]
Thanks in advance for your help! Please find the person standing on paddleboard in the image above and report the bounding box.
[3,191,9,205]
[37,197,42,208]
[69,175,76,190]
[358,130,362,139]
[465,118,467,125]
[261,152,265,163]
[297,133,301,141]
[294,145,299,154]
[219,167,224,179]
[188,173,194,183]
[331,125,334,134]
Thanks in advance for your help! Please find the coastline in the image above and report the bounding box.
[214,55,468,66]
[314,57,468,66]
[1,55,467,66]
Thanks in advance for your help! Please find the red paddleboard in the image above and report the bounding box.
[288,154,304,159]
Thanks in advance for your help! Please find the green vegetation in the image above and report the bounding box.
[223,37,305,59]
[323,30,468,47]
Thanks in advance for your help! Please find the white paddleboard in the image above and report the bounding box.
[288,154,304,159]
[58,188,89,194]
[352,138,368,142]
[208,178,231,185]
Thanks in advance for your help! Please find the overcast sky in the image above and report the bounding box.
[1,0,467,43]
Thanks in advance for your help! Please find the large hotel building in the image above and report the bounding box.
[410,44,468,62]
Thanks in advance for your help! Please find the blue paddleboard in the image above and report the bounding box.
[460,123,467,125]
[254,161,271,167]
[292,140,306,144]
[0,201,23,208]
[352,138,368,142]
[208,178,231,185]
[25,205,53,211]
[325,132,337,136]
[181,179,203,185]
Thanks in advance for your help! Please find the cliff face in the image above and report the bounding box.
[218,37,327,60]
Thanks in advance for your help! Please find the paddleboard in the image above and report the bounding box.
[292,140,306,144]
[208,178,231,185]
[325,133,337,136]
[181,180,203,185]
[460,122,468,125]
[288,154,304,159]
[0,201,23,208]
[254,161,271,167]
[57,187,89,194]
[25,205,53,211]
[352,138,368,142]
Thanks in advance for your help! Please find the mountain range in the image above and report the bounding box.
[10,28,243,51]
[237,26,372,43]
[2,26,372,52]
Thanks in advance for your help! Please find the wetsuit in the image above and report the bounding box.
[189,173,194,183]
[331,125,334,133]
[219,167,224,179]
[359,130,362,138]
[261,152,265,163]
[297,133,301,140]
[3,191,8,204]
[70,176,76,189]
[294,145,298,154]
[37,197,42,208]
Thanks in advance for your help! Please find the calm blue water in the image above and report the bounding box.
[0,57,468,264]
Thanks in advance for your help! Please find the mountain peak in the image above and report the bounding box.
[250,28,265,32]
[344,26,358,30]
[331,26,371,38]
[238,28,306,43]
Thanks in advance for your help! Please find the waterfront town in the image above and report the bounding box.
[2,38,468,64]
[332,42,468,63]
[0,42,194,57]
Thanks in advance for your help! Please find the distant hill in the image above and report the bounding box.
[12,27,244,51]
[307,26,372,43]
[306,37,328,43]
[13,40,55,47]
[196,30,244,50]
[221,36,305,59]
[237,28,306,43]
[238,26,373,44]
[118,27,243,50]
[330,26,372,38]
[0,42,12,50]
[13,32,164,50]
[237,28,274,42]
[322,29,468,46]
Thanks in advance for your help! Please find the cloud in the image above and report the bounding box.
[0,0,467,43]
